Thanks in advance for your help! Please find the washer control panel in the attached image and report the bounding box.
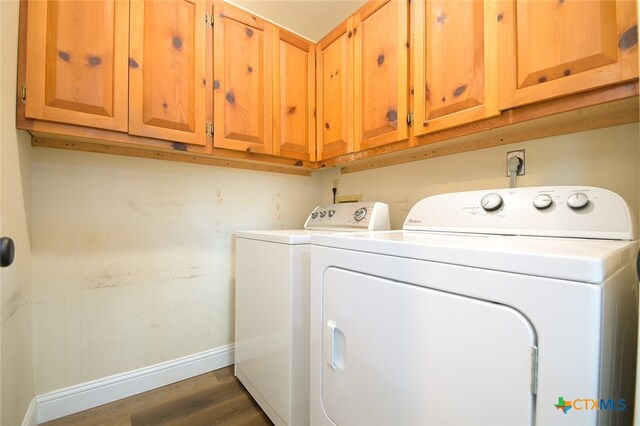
[305,202,390,231]
[404,186,635,240]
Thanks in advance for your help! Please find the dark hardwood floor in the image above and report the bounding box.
[40,366,273,426]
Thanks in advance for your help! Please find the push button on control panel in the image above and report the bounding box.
[354,208,368,221]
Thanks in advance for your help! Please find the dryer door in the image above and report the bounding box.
[321,267,536,426]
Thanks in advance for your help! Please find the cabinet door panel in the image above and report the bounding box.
[316,23,354,161]
[274,31,315,161]
[413,0,498,137]
[355,0,408,150]
[25,0,128,131]
[213,3,273,154]
[498,0,638,108]
[129,0,206,146]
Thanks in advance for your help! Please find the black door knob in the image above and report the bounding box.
[1,237,15,268]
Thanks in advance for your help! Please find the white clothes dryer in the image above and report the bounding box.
[235,202,389,426]
[310,186,638,426]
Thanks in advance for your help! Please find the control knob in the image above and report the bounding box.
[480,193,503,212]
[354,208,367,221]
[328,209,335,217]
[319,211,327,218]
[567,192,589,210]
[311,212,318,219]
[533,194,553,210]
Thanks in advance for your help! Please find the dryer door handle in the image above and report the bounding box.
[325,320,346,370]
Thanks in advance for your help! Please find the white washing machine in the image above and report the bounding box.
[235,202,390,426]
[310,186,639,426]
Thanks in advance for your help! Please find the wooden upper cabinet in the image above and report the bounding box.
[129,0,207,146]
[498,0,638,108]
[23,0,129,131]
[354,0,408,150]
[274,30,316,162]
[316,21,354,161]
[412,0,499,137]
[212,2,273,154]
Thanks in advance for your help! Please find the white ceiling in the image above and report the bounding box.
[227,0,368,42]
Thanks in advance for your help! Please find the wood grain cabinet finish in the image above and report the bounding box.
[23,0,129,131]
[412,0,499,136]
[212,2,274,154]
[498,0,638,108]
[129,0,207,146]
[273,30,316,162]
[354,0,408,150]
[316,20,355,161]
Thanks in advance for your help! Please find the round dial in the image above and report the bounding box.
[533,194,553,210]
[567,192,589,209]
[480,193,503,212]
[354,208,367,221]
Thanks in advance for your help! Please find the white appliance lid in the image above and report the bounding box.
[237,229,317,244]
[311,231,638,284]
[236,229,367,244]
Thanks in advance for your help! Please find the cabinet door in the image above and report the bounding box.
[354,0,408,150]
[274,30,316,162]
[24,0,129,131]
[413,0,499,137]
[316,21,354,161]
[212,2,273,154]
[129,0,207,146]
[498,0,638,108]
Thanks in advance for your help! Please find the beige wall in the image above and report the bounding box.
[0,1,35,424]
[31,123,639,396]
[321,123,640,230]
[31,149,323,394]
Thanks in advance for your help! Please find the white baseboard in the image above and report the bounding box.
[35,344,235,424]
[21,397,38,426]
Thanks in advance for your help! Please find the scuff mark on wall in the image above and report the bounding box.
[276,192,282,221]
[2,301,22,324]
[81,265,205,290]
[395,198,413,216]
[2,292,21,323]
[127,199,150,217]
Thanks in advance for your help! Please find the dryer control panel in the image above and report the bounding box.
[404,186,636,240]
[305,202,390,231]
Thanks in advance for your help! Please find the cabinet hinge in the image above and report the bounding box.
[205,13,214,27]
[20,83,26,104]
[407,112,413,127]
[205,122,214,137]
[531,345,539,395]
